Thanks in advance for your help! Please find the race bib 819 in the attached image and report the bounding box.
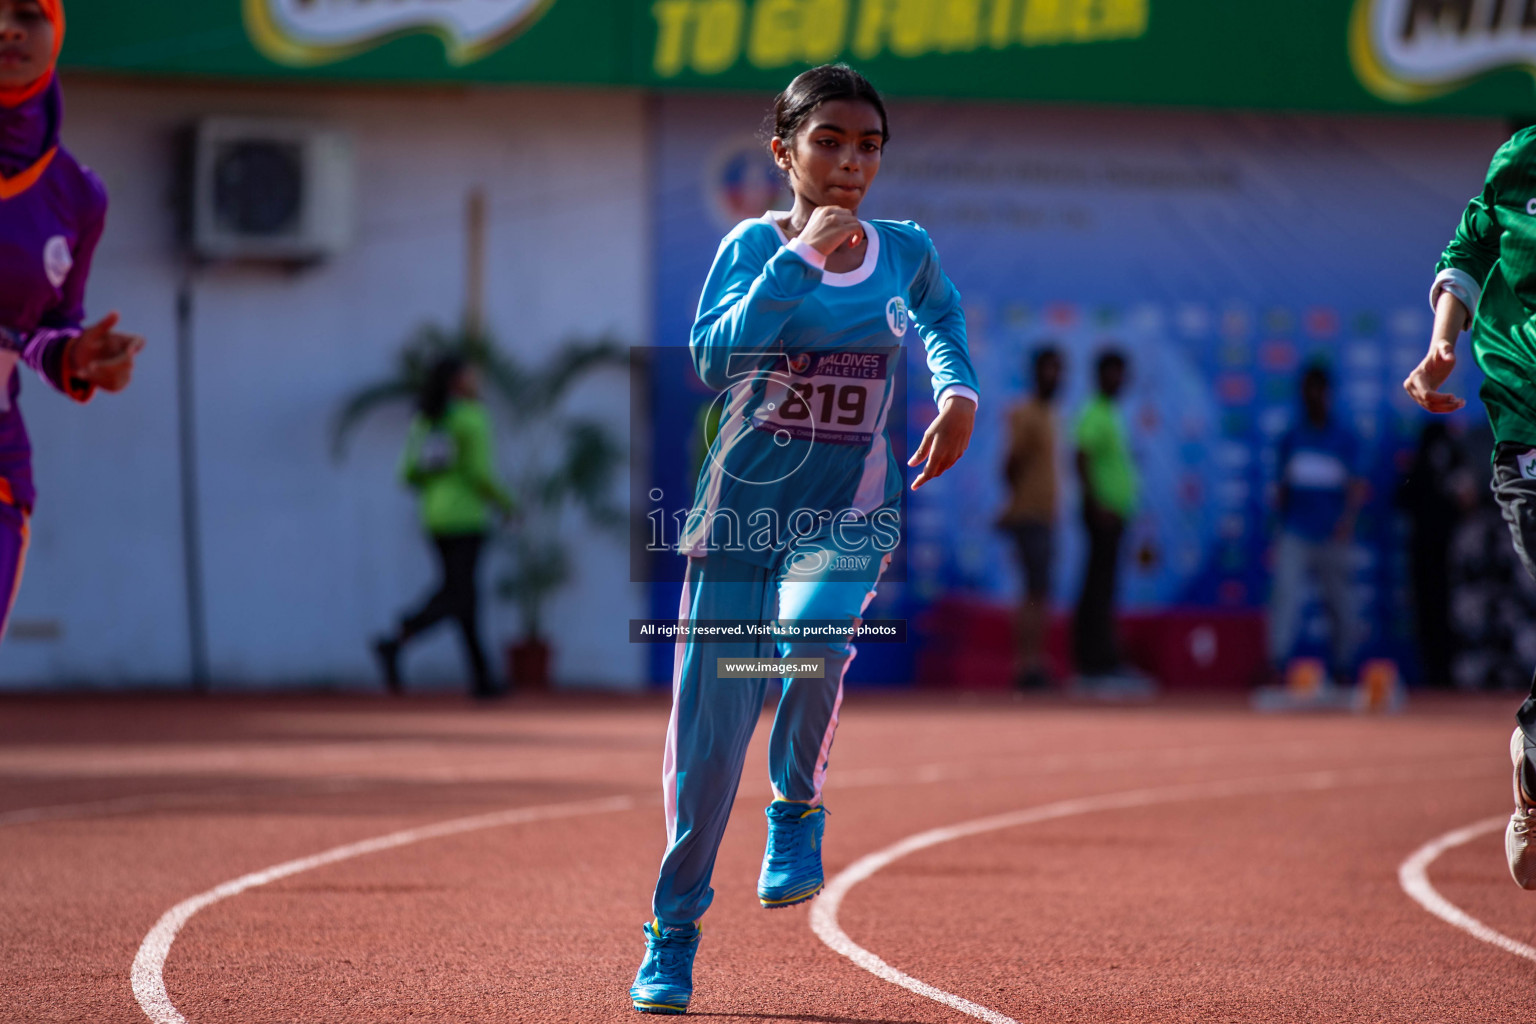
[754,351,889,446]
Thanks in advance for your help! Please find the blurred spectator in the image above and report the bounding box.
[1397,420,1472,687]
[1073,349,1139,684]
[374,356,516,698]
[1268,363,1366,686]
[997,346,1063,691]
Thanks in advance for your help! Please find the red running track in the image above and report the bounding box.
[1,692,1530,1023]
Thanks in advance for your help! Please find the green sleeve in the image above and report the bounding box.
[457,404,515,513]
[1437,134,1520,285]
[399,419,429,490]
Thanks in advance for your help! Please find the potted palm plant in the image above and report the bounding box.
[333,322,627,690]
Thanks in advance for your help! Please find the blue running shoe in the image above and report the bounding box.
[757,800,826,908]
[630,919,700,1014]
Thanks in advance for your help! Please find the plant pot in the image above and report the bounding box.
[506,637,552,692]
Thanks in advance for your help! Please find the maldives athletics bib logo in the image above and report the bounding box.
[245,0,555,67]
[1351,0,1536,102]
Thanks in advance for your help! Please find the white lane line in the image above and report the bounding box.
[6,742,1247,830]
[124,744,1321,1024]
[131,794,636,1024]
[9,738,1334,829]
[0,777,373,829]
[1398,815,1536,962]
[812,761,1491,1024]
[1,793,214,828]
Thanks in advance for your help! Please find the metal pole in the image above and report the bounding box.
[176,269,209,691]
[466,186,486,337]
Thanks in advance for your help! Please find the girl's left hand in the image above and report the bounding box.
[908,394,975,490]
[68,312,145,393]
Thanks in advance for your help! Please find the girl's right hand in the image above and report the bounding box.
[800,205,863,255]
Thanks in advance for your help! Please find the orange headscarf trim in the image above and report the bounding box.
[0,0,63,109]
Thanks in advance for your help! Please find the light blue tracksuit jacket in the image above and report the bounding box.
[652,213,979,924]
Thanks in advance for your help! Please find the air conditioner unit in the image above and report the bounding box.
[190,117,353,262]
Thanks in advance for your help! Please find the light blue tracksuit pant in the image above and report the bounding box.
[650,540,889,925]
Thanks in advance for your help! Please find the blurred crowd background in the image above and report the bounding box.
[6,0,1534,694]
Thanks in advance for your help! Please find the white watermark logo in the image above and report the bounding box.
[647,489,902,568]
[1352,0,1536,102]
[628,346,906,584]
[245,0,553,66]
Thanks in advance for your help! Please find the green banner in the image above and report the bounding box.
[54,0,1536,116]
[60,0,634,85]
[635,0,1536,115]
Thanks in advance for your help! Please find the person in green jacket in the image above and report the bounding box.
[1406,126,1536,889]
[374,355,514,697]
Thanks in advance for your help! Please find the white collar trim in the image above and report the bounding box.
[764,212,879,288]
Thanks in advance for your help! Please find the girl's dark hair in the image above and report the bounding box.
[419,354,465,423]
[768,63,889,146]
[1301,360,1333,389]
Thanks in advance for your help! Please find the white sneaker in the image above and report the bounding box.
[1507,727,1536,890]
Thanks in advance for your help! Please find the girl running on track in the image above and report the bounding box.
[631,64,979,1015]
[0,0,143,642]
[1406,126,1536,891]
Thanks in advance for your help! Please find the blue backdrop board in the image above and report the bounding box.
[648,94,1506,687]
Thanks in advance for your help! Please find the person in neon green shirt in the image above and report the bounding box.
[1073,349,1139,682]
[374,355,514,697]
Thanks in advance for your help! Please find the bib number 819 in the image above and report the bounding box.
[777,381,868,426]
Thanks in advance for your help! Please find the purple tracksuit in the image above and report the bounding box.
[0,78,107,637]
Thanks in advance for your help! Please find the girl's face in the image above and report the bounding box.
[454,366,480,399]
[772,98,884,212]
[0,1,53,92]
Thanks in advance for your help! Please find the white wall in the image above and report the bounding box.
[0,78,648,689]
